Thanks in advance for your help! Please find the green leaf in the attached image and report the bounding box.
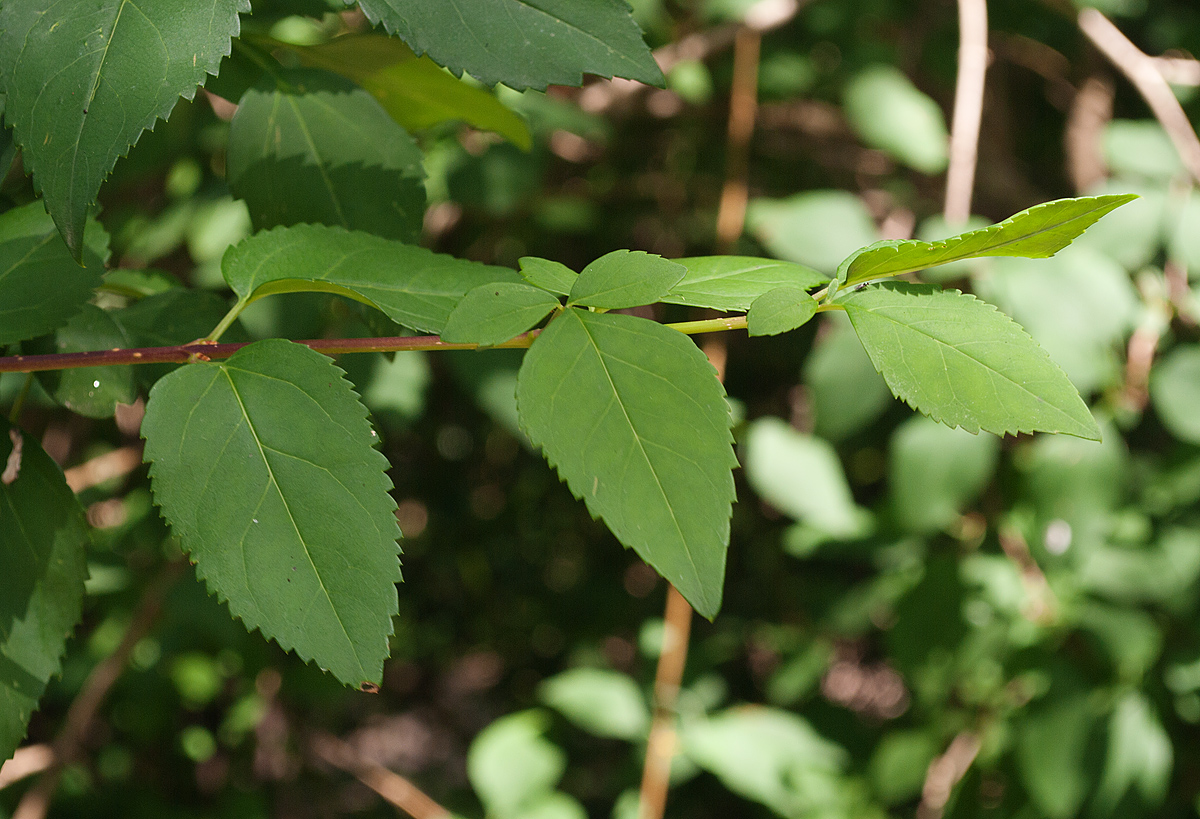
[803,313,893,442]
[520,257,578,296]
[284,33,531,149]
[221,224,520,334]
[113,288,243,387]
[1094,693,1172,816]
[0,422,88,764]
[538,668,650,741]
[142,339,401,686]
[838,283,1101,439]
[1151,345,1200,445]
[467,711,565,817]
[30,305,136,419]
[1016,694,1096,819]
[747,287,818,336]
[869,731,940,806]
[0,0,249,257]
[441,283,560,345]
[839,194,1138,286]
[843,65,948,174]
[567,250,685,309]
[0,201,107,345]
[746,191,879,274]
[662,256,827,311]
[227,68,426,242]
[889,415,1000,533]
[352,0,665,90]
[516,308,736,618]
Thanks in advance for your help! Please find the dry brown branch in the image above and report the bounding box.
[997,526,1057,623]
[1080,9,1200,185]
[0,745,53,791]
[945,0,990,224]
[714,27,762,252]
[310,732,451,819]
[1064,74,1115,192]
[63,445,143,493]
[917,731,982,819]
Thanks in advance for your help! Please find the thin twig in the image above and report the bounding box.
[917,731,982,819]
[309,732,451,819]
[63,445,143,493]
[714,26,762,253]
[945,0,989,224]
[1080,9,1200,185]
[0,745,54,790]
[13,560,186,819]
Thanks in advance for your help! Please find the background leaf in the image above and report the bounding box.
[0,0,248,256]
[440,282,560,345]
[351,0,664,90]
[803,313,893,442]
[1150,345,1200,445]
[221,224,520,334]
[843,65,948,174]
[516,309,736,618]
[538,668,650,741]
[567,250,685,309]
[227,68,426,242]
[142,339,401,685]
[29,304,136,419]
[467,711,566,818]
[0,423,88,764]
[889,415,1000,533]
[746,191,879,274]
[839,283,1100,439]
[662,257,828,311]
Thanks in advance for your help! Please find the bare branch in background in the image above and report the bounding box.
[310,733,451,819]
[945,0,990,224]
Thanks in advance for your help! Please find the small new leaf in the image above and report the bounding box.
[568,250,685,310]
[838,194,1137,286]
[142,340,402,685]
[517,308,736,618]
[441,283,560,346]
[839,283,1100,440]
[747,288,819,336]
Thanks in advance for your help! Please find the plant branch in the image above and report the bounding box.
[309,732,451,819]
[945,0,989,224]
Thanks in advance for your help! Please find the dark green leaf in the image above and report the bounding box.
[142,339,401,685]
[30,305,135,418]
[662,256,828,311]
[839,195,1138,285]
[0,201,107,345]
[0,423,88,764]
[567,250,685,309]
[221,224,520,334]
[113,288,243,387]
[0,0,249,256]
[441,283,560,345]
[352,0,664,90]
[227,68,425,242]
[516,308,736,618]
[839,283,1100,439]
[284,34,531,149]
[747,287,818,336]
[520,257,578,296]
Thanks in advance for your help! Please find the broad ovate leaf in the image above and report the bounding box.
[352,0,664,90]
[839,194,1137,286]
[0,0,249,257]
[517,308,736,618]
[0,201,107,345]
[839,283,1100,440]
[142,339,401,686]
[221,224,520,334]
[227,68,426,242]
[567,250,685,310]
[663,256,828,311]
[441,283,560,345]
[0,423,88,764]
[747,287,818,336]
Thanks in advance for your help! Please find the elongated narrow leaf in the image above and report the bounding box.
[839,195,1137,286]
[227,68,426,242]
[839,283,1100,439]
[441,283,560,345]
[0,423,88,764]
[222,224,520,334]
[747,288,818,337]
[284,34,530,149]
[142,340,401,685]
[353,0,664,90]
[662,257,828,311]
[520,257,578,296]
[568,250,685,309]
[0,0,249,257]
[0,202,107,345]
[516,308,736,617]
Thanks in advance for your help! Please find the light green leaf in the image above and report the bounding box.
[352,0,664,90]
[284,33,531,149]
[142,339,401,686]
[227,68,426,242]
[803,313,893,442]
[662,256,828,311]
[520,257,578,296]
[839,283,1101,439]
[747,287,818,336]
[516,308,736,618]
[221,224,520,334]
[441,283,560,345]
[1016,694,1096,819]
[0,423,88,764]
[869,731,939,806]
[746,191,879,274]
[31,305,136,419]
[0,201,107,345]
[467,711,565,817]
[843,65,948,174]
[567,250,685,309]
[889,415,1000,533]
[1103,119,1181,181]
[1094,693,1172,816]
[1151,345,1200,444]
[839,194,1137,285]
[0,0,249,257]
[539,668,650,741]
